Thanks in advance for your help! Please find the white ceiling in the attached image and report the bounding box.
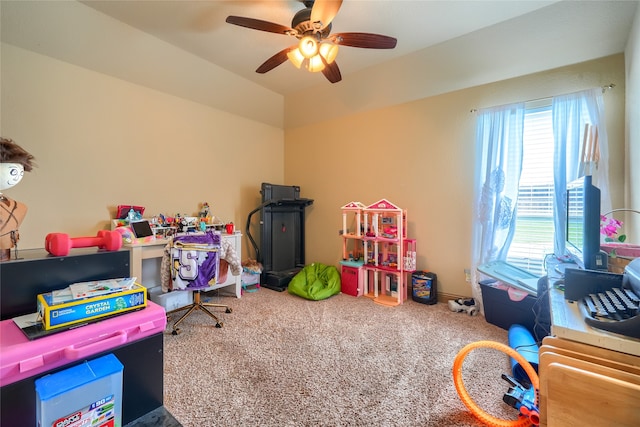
[2,0,637,128]
[79,0,634,95]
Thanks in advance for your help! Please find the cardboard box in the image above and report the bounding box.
[37,284,147,330]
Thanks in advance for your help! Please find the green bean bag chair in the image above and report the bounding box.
[288,263,341,301]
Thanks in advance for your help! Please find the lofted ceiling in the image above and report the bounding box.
[1,1,638,128]
[79,0,564,95]
[79,0,634,95]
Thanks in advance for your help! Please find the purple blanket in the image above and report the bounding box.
[170,231,221,290]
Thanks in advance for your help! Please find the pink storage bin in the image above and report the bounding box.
[0,301,166,387]
[600,243,640,258]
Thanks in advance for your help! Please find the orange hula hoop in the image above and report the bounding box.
[452,340,540,427]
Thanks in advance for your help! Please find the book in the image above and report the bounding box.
[50,287,75,305]
[68,277,137,300]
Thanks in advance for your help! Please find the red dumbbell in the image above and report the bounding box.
[45,230,123,257]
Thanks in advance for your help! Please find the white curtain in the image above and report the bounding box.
[471,103,525,312]
[552,87,612,256]
[470,88,611,312]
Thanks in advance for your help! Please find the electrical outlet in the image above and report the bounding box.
[464,268,471,282]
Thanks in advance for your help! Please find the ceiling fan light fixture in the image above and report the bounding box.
[319,42,339,64]
[305,54,325,73]
[226,0,396,85]
[298,35,319,58]
[287,48,304,69]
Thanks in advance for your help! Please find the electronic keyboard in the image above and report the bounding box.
[563,257,640,340]
[582,287,640,339]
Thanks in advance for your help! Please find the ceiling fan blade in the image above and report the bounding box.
[310,0,343,30]
[256,46,296,74]
[331,32,397,49]
[226,16,293,35]
[321,60,342,84]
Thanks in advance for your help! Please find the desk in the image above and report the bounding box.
[126,232,242,298]
[548,287,640,356]
[539,287,640,426]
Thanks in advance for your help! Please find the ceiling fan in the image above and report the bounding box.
[225,0,397,84]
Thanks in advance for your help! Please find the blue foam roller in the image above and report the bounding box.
[508,324,539,383]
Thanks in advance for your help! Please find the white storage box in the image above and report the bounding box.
[35,353,123,427]
[148,287,193,312]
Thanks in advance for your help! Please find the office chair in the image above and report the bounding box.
[164,231,233,335]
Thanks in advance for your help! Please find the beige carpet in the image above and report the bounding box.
[162,289,526,426]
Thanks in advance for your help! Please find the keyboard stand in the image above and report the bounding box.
[549,287,640,356]
[539,287,640,427]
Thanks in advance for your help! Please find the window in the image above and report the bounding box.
[473,88,611,307]
[506,102,554,275]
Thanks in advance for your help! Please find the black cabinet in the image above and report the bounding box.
[0,248,130,321]
[0,333,163,426]
[0,248,166,425]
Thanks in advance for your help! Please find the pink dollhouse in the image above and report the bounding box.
[340,199,416,306]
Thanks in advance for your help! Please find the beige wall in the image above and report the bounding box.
[626,5,640,243]
[1,47,630,298]
[1,44,284,253]
[286,55,626,298]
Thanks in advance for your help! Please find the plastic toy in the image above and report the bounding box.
[199,202,211,218]
[127,208,142,222]
[448,297,479,316]
[452,340,540,427]
[114,226,134,244]
[45,230,122,257]
[382,225,397,238]
[178,217,189,232]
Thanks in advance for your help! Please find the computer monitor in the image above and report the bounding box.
[565,175,607,270]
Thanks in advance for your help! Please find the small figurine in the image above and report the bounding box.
[179,216,189,232]
[127,208,140,222]
[199,202,211,218]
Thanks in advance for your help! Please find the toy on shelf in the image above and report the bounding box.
[110,203,231,245]
[199,202,211,219]
[115,205,144,220]
[127,208,142,222]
